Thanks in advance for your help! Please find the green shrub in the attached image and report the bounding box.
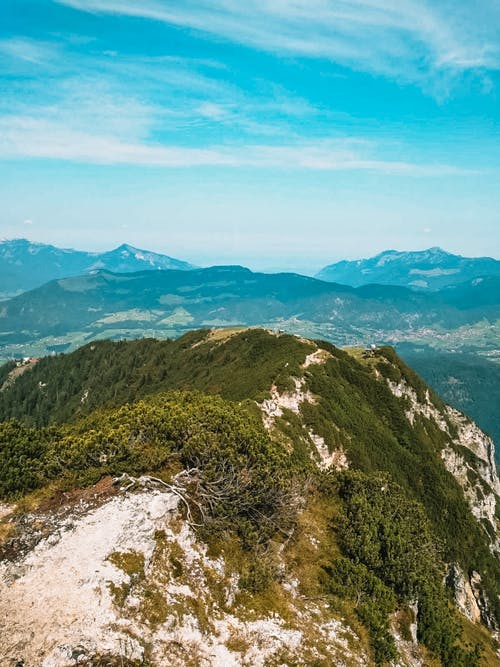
[322,470,484,665]
[322,557,397,665]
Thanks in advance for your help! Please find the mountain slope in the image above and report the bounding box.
[0,329,498,665]
[397,343,500,457]
[316,247,500,290]
[0,238,195,297]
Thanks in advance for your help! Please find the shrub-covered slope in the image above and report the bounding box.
[0,329,499,666]
[0,329,311,425]
[397,343,500,458]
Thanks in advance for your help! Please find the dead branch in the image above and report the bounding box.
[112,473,204,526]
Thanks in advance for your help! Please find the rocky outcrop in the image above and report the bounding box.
[447,565,499,631]
[308,431,349,471]
[447,565,482,624]
[0,486,368,667]
[446,407,500,496]
[387,380,449,432]
[440,410,500,554]
[441,446,499,547]
[391,602,421,667]
[469,571,500,632]
[1,490,178,665]
[386,377,499,551]
[259,344,348,471]
[260,377,316,428]
[0,503,13,521]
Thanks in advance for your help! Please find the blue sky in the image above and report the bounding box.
[1,0,499,271]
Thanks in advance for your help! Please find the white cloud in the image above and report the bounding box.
[0,116,233,166]
[0,36,329,147]
[0,37,61,65]
[54,0,500,87]
[1,7,494,175]
[0,114,472,175]
[197,102,228,121]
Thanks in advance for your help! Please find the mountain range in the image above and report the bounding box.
[1,265,498,349]
[0,266,500,343]
[1,240,499,463]
[316,247,500,290]
[4,240,500,299]
[0,238,195,298]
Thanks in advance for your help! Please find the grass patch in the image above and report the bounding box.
[108,550,145,578]
[140,584,169,627]
[108,581,131,609]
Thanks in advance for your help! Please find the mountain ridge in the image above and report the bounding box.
[0,264,497,352]
[1,260,499,465]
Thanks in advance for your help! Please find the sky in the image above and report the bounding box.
[0,0,499,272]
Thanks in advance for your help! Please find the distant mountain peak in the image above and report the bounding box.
[1,238,74,251]
[316,247,500,290]
[0,238,196,298]
[112,243,138,253]
[375,246,450,259]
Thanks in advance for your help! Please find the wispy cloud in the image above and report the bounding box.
[0,116,228,165]
[0,34,328,144]
[54,0,500,88]
[0,114,472,175]
[0,37,63,67]
[0,11,492,176]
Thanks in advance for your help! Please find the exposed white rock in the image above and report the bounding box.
[258,348,350,472]
[387,376,499,552]
[0,502,13,521]
[260,377,316,429]
[387,380,449,433]
[260,342,332,425]
[446,407,500,495]
[448,565,482,624]
[308,431,348,471]
[441,447,498,541]
[387,377,499,499]
[259,363,349,472]
[408,601,418,645]
[303,348,332,368]
[0,491,179,666]
[0,488,367,667]
[391,601,422,667]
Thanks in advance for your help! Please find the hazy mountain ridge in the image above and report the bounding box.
[316,248,500,290]
[0,265,498,356]
[0,238,196,297]
[0,329,498,665]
